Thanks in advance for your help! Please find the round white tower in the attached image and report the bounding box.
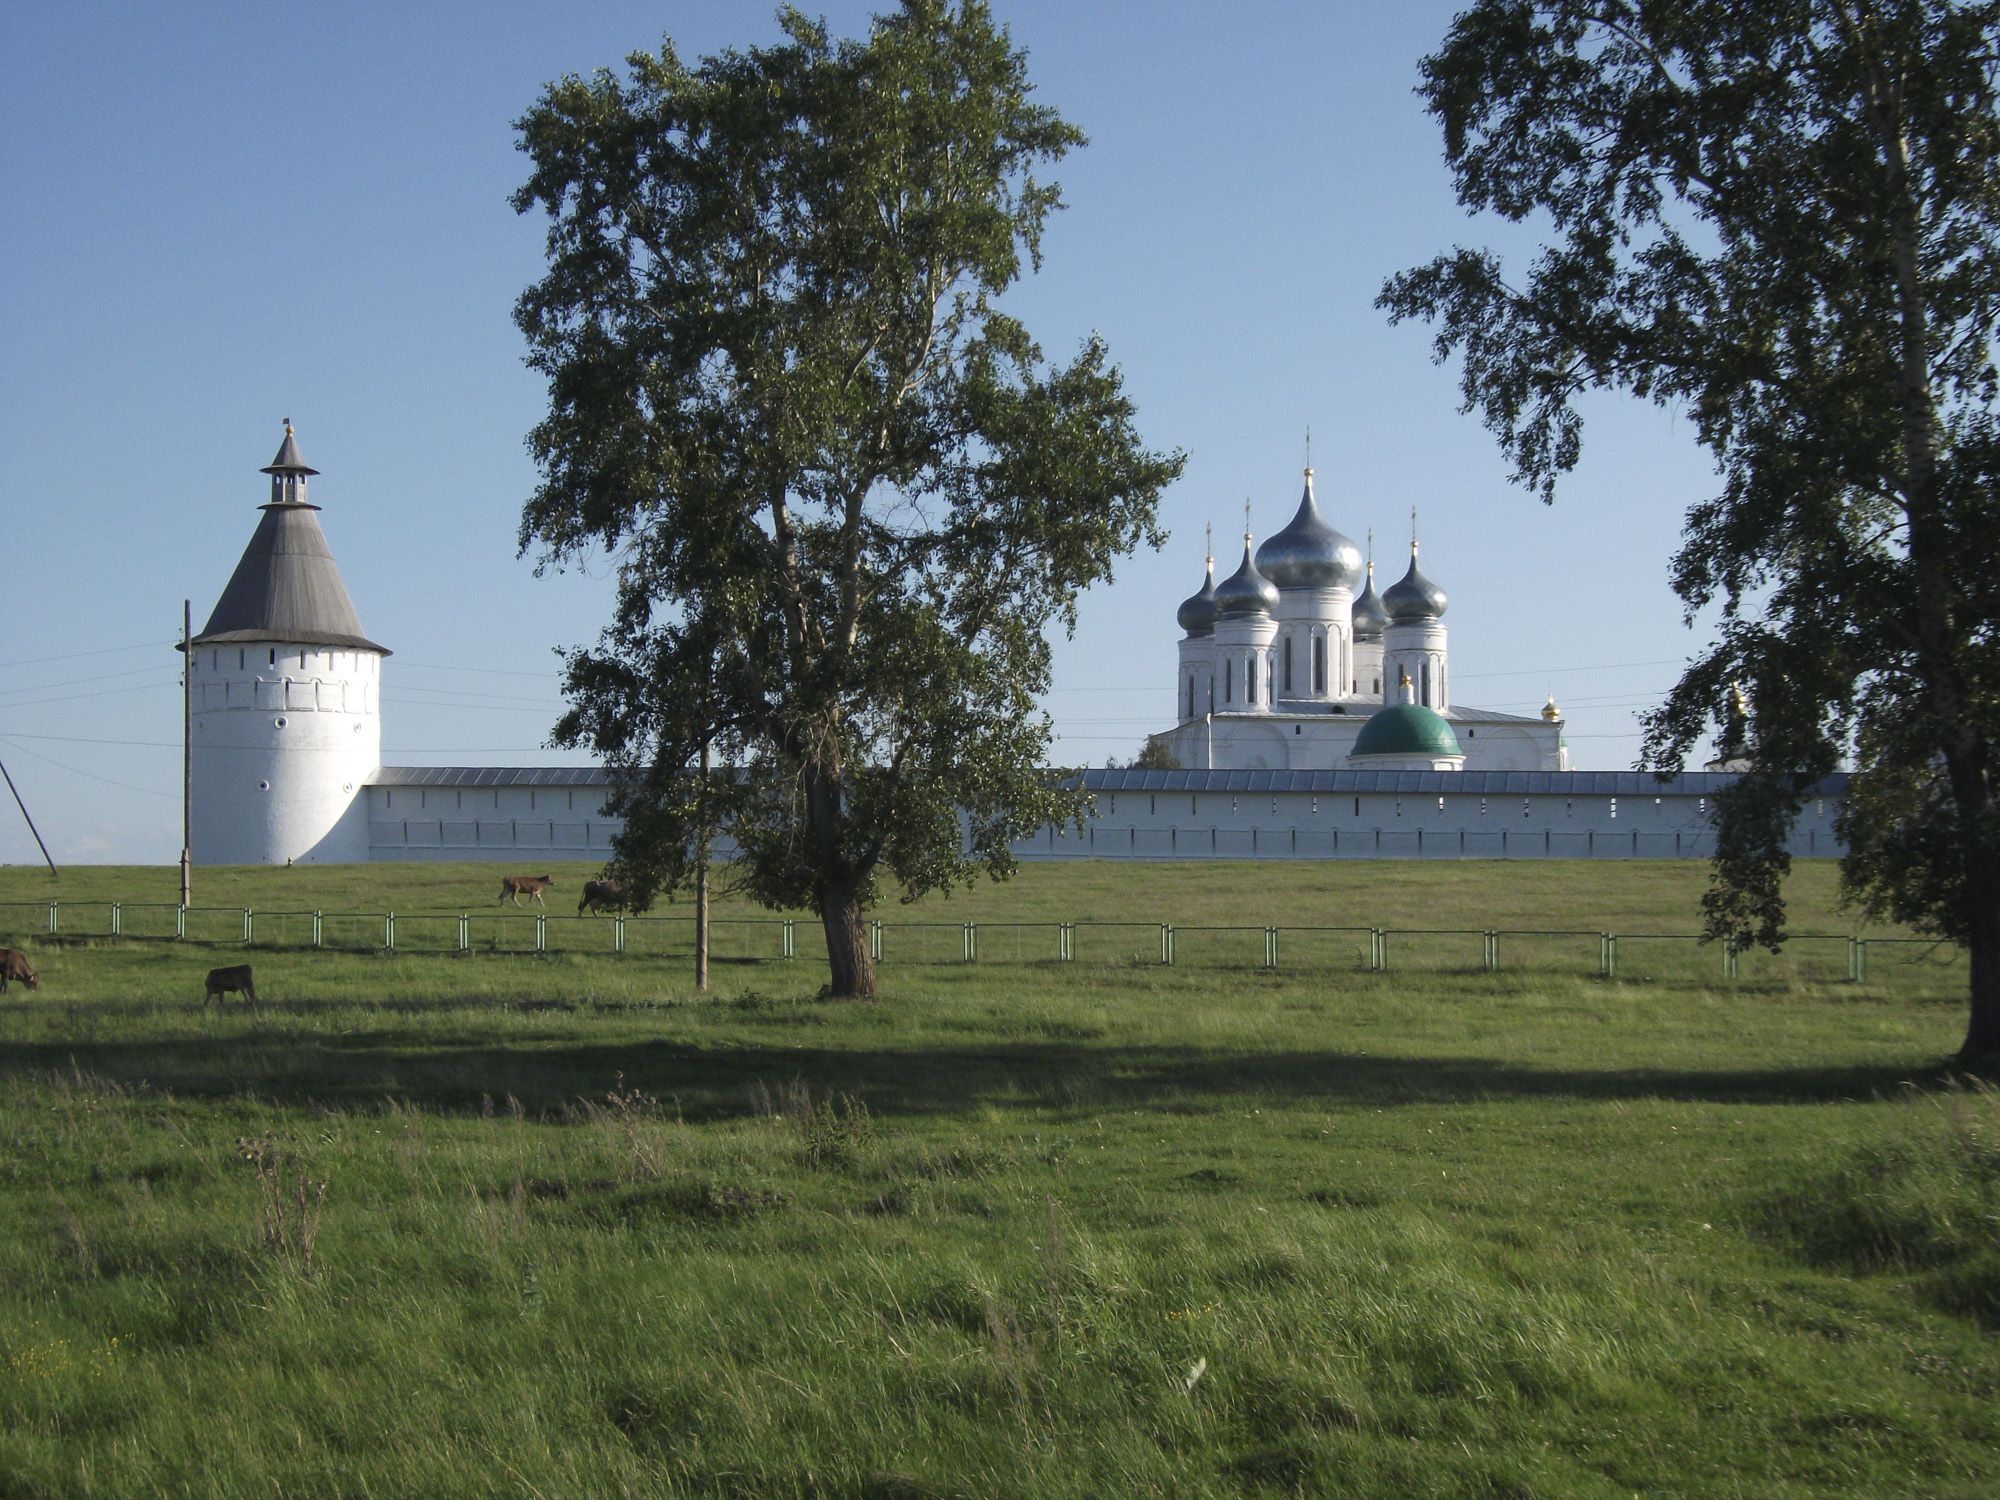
[186,423,388,864]
[1350,553,1388,698]
[1380,531,1448,711]
[1174,536,1218,722]
[1256,467,1361,705]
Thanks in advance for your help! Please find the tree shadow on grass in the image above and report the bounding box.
[0,1031,1955,1120]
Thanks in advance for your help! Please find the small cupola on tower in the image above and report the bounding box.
[262,418,318,506]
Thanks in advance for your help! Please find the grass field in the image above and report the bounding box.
[0,860,1995,1498]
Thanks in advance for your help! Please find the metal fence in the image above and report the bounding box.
[0,898,1963,989]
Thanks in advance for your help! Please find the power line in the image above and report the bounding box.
[0,737,178,800]
[0,640,172,671]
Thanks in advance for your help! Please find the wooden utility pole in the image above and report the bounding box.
[180,599,192,909]
[0,756,56,876]
[695,738,711,991]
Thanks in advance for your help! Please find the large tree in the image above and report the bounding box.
[1380,1,2000,1059]
[512,1,1181,996]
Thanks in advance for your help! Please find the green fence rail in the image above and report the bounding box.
[0,899,1963,987]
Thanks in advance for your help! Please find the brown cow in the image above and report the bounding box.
[204,964,258,1003]
[499,874,557,907]
[0,949,37,995]
[578,879,627,916]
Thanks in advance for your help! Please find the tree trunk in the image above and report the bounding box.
[695,739,710,992]
[821,886,877,999]
[1961,849,2000,1062]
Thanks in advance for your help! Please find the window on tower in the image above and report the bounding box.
[1313,635,1325,694]
[1282,637,1293,693]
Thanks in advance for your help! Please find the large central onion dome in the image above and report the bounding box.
[1176,557,1218,636]
[1214,540,1279,617]
[1255,470,1362,591]
[1382,546,1448,621]
[1351,561,1388,640]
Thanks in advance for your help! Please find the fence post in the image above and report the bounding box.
[1484,931,1497,972]
[535,914,546,953]
[1373,929,1386,972]
[110,903,120,937]
[244,908,254,944]
[175,905,185,941]
[1606,934,1617,979]
[870,920,883,963]
[386,912,395,951]
[1059,922,1074,962]
[963,923,977,963]
[1264,927,1279,969]
[1847,935,1860,982]
[460,914,471,953]
[1723,936,1739,979]
[782,919,794,960]
[1857,938,1868,983]
[613,916,625,954]
[313,910,324,949]
[47,902,58,934]
[1160,924,1174,965]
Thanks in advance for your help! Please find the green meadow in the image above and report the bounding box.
[0,860,1995,1498]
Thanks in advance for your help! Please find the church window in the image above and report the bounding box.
[1311,797,1317,816]
[1149,795,1156,815]
[1466,729,1474,738]
[1108,795,1116,814]
[1246,656,1256,705]
[386,790,393,809]
[1438,797,1445,813]
[1372,677,1381,695]
[1231,797,1238,814]
[269,649,276,666]
[1187,677,1195,718]
[1313,635,1325,694]
[299,651,307,668]
[1224,659,1232,702]
[1283,637,1293,693]
[1524,799,1531,817]
[1565,799,1573,816]
[1479,797,1487,815]
[1191,795,1198,815]
[1609,797,1618,818]
[1420,660,1431,707]
[239,650,245,670]
[1293,724,1300,734]
[1700,797,1707,813]
[1271,797,1278,816]
[1395,798,1402,817]
[1354,797,1361,816]
[1266,656,1274,702]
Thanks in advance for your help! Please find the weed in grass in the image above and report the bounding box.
[234,1132,327,1275]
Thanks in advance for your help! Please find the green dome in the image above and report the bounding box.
[1351,703,1461,758]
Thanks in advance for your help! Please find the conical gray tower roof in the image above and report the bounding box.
[193,431,388,653]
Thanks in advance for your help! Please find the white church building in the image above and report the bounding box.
[1154,469,1566,774]
[184,426,1842,865]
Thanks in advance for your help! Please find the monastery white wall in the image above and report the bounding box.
[1007,771,1846,862]
[189,642,380,864]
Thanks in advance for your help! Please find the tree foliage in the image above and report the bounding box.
[512,1,1182,995]
[1379,1,2000,1056]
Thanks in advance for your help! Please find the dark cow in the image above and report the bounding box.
[0,949,37,995]
[578,879,628,916]
[499,874,557,907]
[204,964,258,1003]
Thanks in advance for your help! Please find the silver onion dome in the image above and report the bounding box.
[1214,541,1279,617]
[1350,562,1389,639]
[1255,471,1362,591]
[1382,547,1448,621]
[1177,558,1218,636]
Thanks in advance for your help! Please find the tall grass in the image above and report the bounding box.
[0,863,1994,1496]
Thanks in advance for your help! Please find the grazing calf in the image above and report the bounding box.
[0,948,37,995]
[204,964,258,1004]
[499,874,556,907]
[578,879,628,916]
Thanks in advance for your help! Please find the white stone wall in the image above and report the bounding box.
[364,783,626,862]
[1015,784,1846,861]
[189,642,381,864]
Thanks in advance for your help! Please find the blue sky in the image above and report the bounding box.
[0,1,1721,865]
